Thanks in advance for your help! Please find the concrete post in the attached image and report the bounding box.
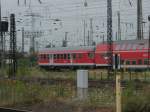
[116,74,122,112]
[77,70,88,100]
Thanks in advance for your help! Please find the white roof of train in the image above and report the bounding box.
[39,46,95,52]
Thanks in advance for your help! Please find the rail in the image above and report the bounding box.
[0,107,31,112]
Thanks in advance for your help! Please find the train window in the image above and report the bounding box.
[138,59,142,65]
[79,54,82,59]
[39,54,42,59]
[44,54,46,59]
[144,59,148,65]
[60,54,63,59]
[126,44,132,50]
[56,54,60,59]
[43,54,46,59]
[64,54,67,59]
[49,54,53,59]
[121,60,124,65]
[73,54,76,59]
[126,60,130,65]
[132,44,137,51]
[88,53,94,59]
[68,54,70,59]
[132,60,136,65]
[47,54,49,59]
[41,54,44,59]
[54,54,57,59]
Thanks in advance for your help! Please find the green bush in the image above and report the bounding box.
[123,84,150,112]
[123,96,150,112]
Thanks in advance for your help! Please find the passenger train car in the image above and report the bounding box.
[38,39,150,70]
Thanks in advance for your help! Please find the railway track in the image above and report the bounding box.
[0,77,148,88]
[0,107,31,112]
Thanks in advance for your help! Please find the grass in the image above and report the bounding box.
[1,57,150,81]
[0,58,150,111]
[0,80,75,107]
[122,83,150,112]
[0,74,149,111]
[0,79,115,109]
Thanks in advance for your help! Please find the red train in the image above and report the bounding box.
[38,39,150,70]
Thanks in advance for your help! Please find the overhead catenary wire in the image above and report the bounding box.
[5,0,149,51]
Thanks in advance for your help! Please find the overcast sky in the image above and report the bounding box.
[1,0,150,51]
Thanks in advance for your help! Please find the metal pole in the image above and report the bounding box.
[0,0,1,34]
[87,30,90,46]
[22,27,24,53]
[83,20,86,46]
[10,14,17,78]
[107,0,113,78]
[65,32,68,47]
[0,0,4,76]
[0,0,2,73]
[137,0,143,40]
[103,34,105,43]
[148,16,150,70]
[117,11,121,41]
[90,18,93,46]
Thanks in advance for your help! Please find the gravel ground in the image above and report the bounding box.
[32,101,114,112]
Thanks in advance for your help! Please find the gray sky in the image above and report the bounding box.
[1,0,150,51]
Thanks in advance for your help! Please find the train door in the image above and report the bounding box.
[113,54,121,70]
[49,54,53,65]
[70,53,73,64]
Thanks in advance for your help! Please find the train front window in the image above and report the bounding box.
[88,53,94,59]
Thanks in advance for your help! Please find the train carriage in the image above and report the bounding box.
[95,39,150,69]
[38,46,95,69]
[38,39,150,70]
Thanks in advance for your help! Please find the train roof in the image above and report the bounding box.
[96,39,149,52]
[114,39,148,44]
[39,46,95,53]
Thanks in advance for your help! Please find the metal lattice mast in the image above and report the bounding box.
[0,0,1,43]
[148,16,150,70]
[107,0,113,76]
[137,0,143,40]
[90,18,93,46]
[117,11,121,41]
[22,27,25,53]
[9,14,17,78]
[83,20,86,46]
[0,0,4,76]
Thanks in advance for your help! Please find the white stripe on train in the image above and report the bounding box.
[39,63,149,68]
